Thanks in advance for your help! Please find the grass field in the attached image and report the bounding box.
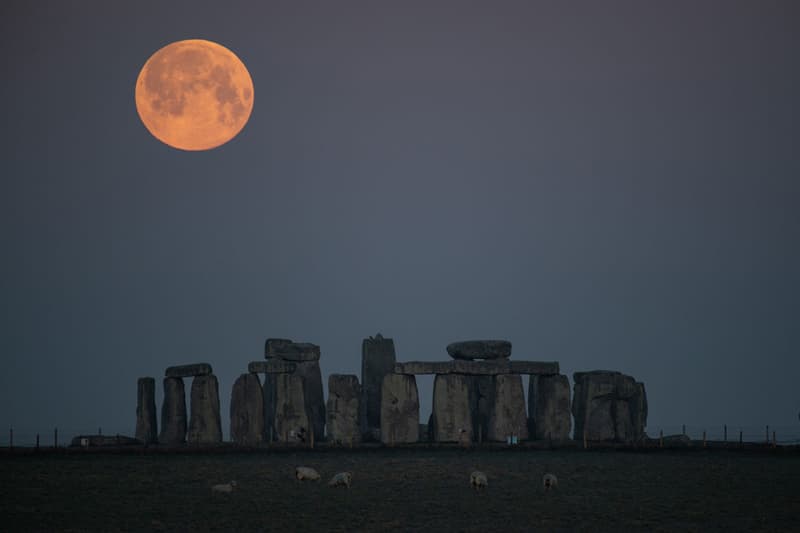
[1,447,798,532]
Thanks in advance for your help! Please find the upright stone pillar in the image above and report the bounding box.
[326,374,361,445]
[431,374,473,442]
[487,374,528,442]
[528,374,571,441]
[362,333,397,440]
[135,377,158,444]
[572,370,648,443]
[295,361,325,442]
[159,377,187,445]
[380,374,419,444]
[230,373,265,446]
[188,374,222,444]
[272,373,310,443]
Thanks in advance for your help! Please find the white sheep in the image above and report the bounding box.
[328,471,353,488]
[295,466,321,481]
[211,480,237,494]
[542,473,558,491]
[470,471,488,490]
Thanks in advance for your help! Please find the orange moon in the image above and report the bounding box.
[135,39,254,151]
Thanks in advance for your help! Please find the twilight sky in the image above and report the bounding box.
[1,0,798,442]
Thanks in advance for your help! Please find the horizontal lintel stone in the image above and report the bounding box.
[165,363,212,378]
[394,360,559,376]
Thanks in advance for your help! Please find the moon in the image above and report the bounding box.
[135,39,254,151]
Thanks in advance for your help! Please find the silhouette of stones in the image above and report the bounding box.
[572,371,648,443]
[135,377,158,444]
[262,339,325,440]
[446,340,512,360]
[265,339,320,362]
[380,374,419,444]
[431,374,473,442]
[165,363,212,378]
[487,374,528,441]
[248,360,296,374]
[230,373,264,446]
[326,374,361,445]
[362,334,397,440]
[188,374,222,444]
[159,377,186,445]
[272,373,310,443]
[394,360,559,376]
[528,374,571,441]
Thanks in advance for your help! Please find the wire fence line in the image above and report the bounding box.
[3,425,800,448]
[644,425,800,445]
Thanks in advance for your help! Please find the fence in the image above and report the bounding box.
[1,426,133,449]
[645,425,800,446]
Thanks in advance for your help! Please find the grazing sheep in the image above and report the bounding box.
[295,466,321,481]
[542,473,558,491]
[211,480,237,494]
[470,471,488,490]
[328,471,353,488]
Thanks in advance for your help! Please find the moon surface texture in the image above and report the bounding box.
[135,39,254,151]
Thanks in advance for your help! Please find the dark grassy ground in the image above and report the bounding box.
[1,447,799,532]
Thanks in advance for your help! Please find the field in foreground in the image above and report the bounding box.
[1,448,798,532]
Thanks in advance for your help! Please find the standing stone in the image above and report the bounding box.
[362,333,397,440]
[487,374,528,442]
[431,374,473,442]
[272,373,310,443]
[135,377,158,444]
[380,374,419,444]
[230,373,264,446]
[528,374,571,441]
[572,371,648,443]
[471,375,496,442]
[295,360,326,442]
[188,374,222,445]
[326,374,361,445]
[159,377,186,445]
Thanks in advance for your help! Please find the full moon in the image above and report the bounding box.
[135,39,254,151]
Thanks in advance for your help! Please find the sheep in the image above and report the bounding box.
[328,471,353,488]
[295,466,321,481]
[542,473,558,491]
[470,471,488,490]
[211,480,237,494]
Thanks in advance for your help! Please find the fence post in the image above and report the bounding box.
[54,427,58,449]
[702,430,706,448]
[682,424,686,437]
[9,427,12,450]
[724,425,727,442]
[765,425,769,444]
[98,427,102,435]
[739,430,743,447]
[659,430,663,448]
[36,434,40,450]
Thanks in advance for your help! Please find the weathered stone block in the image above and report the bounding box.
[159,377,186,445]
[572,370,648,443]
[230,373,264,446]
[487,374,528,442]
[165,363,212,378]
[135,377,158,445]
[188,374,222,444]
[470,375,495,442]
[295,360,325,441]
[380,374,419,444]
[362,333,397,439]
[248,360,297,374]
[446,340,512,360]
[326,374,361,445]
[431,374,473,442]
[272,373,310,443]
[265,339,320,362]
[528,374,571,440]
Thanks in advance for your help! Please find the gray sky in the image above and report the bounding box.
[1,0,798,442]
